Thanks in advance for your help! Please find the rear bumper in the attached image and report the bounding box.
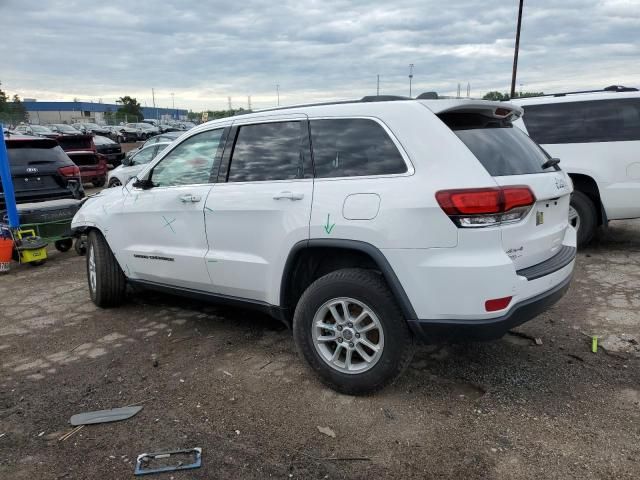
[408,271,573,342]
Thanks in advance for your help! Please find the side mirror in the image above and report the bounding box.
[122,156,131,167]
[132,178,154,190]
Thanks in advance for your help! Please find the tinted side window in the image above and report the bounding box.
[523,99,640,144]
[227,122,304,182]
[151,129,224,187]
[310,119,407,178]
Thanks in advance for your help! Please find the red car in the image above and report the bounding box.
[56,134,108,187]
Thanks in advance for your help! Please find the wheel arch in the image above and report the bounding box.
[280,239,417,323]
[568,173,606,225]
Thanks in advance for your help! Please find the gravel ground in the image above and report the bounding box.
[0,220,639,479]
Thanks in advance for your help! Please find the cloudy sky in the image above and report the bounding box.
[0,0,638,111]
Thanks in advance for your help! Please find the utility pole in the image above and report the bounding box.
[247,95,252,111]
[377,74,380,96]
[171,92,175,110]
[467,82,471,98]
[457,83,461,98]
[510,0,524,99]
[228,97,232,111]
[408,64,414,97]
[151,88,156,119]
[276,84,280,106]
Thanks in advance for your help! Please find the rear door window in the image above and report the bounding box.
[309,119,407,178]
[440,112,551,176]
[522,98,640,144]
[226,121,306,182]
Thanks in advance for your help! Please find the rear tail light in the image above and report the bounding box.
[436,186,535,228]
[58,165,81,178]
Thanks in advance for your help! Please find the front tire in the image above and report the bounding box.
[293,268,414,395]
[570,190,597,247]
[86,230,126,307]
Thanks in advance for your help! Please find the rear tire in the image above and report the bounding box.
[86,230,126,307]
[570,190,597,247]
[293,268,414,395]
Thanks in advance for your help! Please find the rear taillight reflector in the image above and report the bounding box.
[485,296,512,312]
[436,186,535,228]
[58,165,81,178]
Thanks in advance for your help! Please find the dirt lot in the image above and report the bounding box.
[1,219,639,479]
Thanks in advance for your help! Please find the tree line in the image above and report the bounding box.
[0,81,28,126]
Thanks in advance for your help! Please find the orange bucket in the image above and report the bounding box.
[0,238,13,263]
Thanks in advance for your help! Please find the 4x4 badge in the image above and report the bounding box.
[536,211,544,225]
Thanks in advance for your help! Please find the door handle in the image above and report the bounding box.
[178,194,202,203]
[273,191,304,201]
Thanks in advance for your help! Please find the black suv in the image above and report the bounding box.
[1,135,84,212]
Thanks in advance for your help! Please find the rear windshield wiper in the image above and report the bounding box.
[541,157,560,170]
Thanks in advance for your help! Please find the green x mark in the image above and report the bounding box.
[162,216,176,233]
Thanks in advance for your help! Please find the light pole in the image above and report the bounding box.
[408,64,414,97]
[276,84,280,106]
[510,0,524,99]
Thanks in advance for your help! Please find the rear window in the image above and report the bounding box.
[440,112,551,176]
[7,143,70,166]
[522,98,640,144]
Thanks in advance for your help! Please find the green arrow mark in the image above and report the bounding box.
[324,214,336,235]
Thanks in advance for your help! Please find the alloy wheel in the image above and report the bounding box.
[312,297,384,374]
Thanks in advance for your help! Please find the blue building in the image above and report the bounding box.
[22,101,188,125]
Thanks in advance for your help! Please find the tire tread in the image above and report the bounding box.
[88,230,126,307]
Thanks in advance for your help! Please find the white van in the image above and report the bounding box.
[511,86,640,245]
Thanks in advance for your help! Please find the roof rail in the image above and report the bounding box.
[360,95,411,102]
[235,95,414,116]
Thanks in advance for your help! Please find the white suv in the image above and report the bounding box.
[511,85,640,246]
[71,97,576,394]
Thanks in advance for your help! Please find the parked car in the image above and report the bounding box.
[105,125,138,143]
[125,131,182,157]
[72,97,576,394]
[1,134,84,209]
[125,123,159,140]
[93,135,125,167]
[48,124,83,135]
[107,142,170,187]
[72,122,111,136]
[511,85,640,246]
[56,134,108,187]
[13,124,59,139]
[158,123,182,133]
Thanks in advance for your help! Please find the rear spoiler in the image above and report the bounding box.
[420,100,523,121]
